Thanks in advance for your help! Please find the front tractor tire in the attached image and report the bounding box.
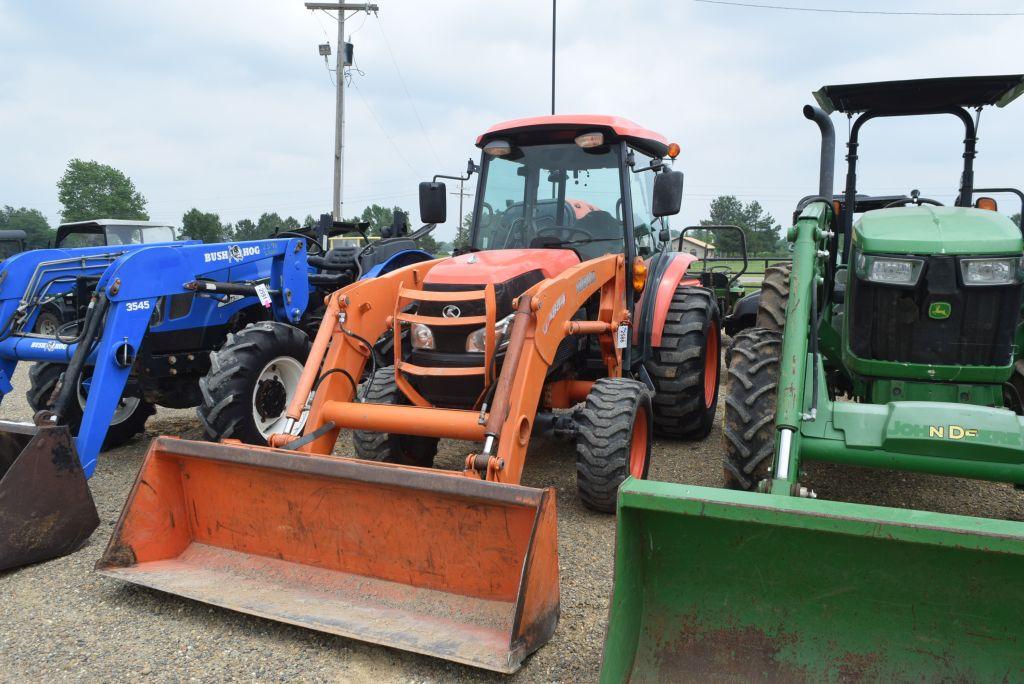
[27,362,154,450]
[353,366,439,467]
[575,377,653,513]
[722,327,781,490]
[644,286,722,440]
[198,322,311,446]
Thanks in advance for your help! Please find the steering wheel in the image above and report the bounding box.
[537,226,591,243]
[884,195,943,209]
[503,217,528,248]
[277,231,324,255]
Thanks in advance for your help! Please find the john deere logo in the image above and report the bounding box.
[929,425,978,440]
[928,301,951,319]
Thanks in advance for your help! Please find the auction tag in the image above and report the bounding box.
[255,284,273,308]
[616,324,629,349]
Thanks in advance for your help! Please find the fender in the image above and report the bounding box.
[724,291,760,336]
[635,251,700,353]
[360,249,435,280]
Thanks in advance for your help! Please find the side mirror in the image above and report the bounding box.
[419,181,447,224]
[653,170,684,217]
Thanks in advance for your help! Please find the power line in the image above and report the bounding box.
[374,14,443,166]
[349,76,422,175]
[693,0,1024,16]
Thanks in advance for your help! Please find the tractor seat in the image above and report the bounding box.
[358,237,419,273]
[570,210,624,259]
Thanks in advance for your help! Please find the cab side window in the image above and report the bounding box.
[628,149,661,257]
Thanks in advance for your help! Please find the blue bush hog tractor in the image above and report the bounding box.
[0,213,435,571]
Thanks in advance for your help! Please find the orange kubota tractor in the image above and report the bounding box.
[97,115,721,673]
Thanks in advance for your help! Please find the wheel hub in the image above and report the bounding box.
[255,373,288,420]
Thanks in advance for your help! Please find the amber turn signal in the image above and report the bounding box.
[632,257,649,292]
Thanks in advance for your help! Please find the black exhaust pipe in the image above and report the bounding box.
[803,104,835,199]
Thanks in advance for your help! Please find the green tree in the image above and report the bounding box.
[700,195,781,256]
[302,214,318,229]
[1012,212,1021,227]
[0,206,55,248]
[359,203,409,238]
[416,232,440,254]
[256,212,284,237]
[180,208,226,243]
[231,218,260,241]
[57,159,149,222]
[452,212,472,251]
[282,216,301,231]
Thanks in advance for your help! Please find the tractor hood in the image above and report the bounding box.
[425,249,580,287]
[854,206,1023,255]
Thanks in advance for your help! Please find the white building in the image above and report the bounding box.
[679,236,715,259]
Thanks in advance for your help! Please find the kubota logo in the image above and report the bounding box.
[928,301,951,319]
[928,425,978,440]
[442,304,461,318]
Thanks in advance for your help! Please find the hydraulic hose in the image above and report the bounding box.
[48,292,108,424]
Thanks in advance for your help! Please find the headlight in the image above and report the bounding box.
[466,313,515,353]
[960,257,1023,286]
[855,253,923,286]
[410,323,435,350]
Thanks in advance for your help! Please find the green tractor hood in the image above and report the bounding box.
[854,205,1023,255]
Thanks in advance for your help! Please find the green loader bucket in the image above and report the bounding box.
[600,480,1024,683]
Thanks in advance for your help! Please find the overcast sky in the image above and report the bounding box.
[2,1,1022,242]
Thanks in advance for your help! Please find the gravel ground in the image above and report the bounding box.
[2,362,1023,683]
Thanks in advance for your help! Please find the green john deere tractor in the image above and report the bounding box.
[600,74,1024,682]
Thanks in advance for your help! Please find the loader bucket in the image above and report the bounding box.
[601,480,1024,683]
[0,420,99,571]
[96,437,559,673]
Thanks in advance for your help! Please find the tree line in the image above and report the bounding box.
[4,158,1020,257]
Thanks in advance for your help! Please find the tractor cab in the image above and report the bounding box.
[55,219,179,248]
[0,230,27,259]
[422,115,684,264]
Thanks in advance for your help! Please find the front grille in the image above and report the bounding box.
[848,254,1022,366]
[415,270,546,353]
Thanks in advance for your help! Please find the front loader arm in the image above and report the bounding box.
[483,254,628,484]
[277,259,444,455]
[770,201,832,494]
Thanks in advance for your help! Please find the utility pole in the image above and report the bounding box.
[551,0,556,115]
[451,181,473,228]
[304,2,379,220]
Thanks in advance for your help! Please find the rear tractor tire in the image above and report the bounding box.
[644,286,722,440]
[756,263,791,332]
[198,322,311,446]
[575,377,653,513]
[353,366,439,467]
[722,328,781,490]
[27,362,154,450]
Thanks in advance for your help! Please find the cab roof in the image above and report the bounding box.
[58,219,176,229]
[477,115,670,159]
[814,75,1024,115]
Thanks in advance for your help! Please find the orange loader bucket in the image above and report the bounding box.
[96,437,559,673]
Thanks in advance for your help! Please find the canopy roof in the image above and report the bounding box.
[814,75,1024,115]
[478,115,670,159]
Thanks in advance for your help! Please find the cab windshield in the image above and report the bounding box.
[473,143,629,261]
